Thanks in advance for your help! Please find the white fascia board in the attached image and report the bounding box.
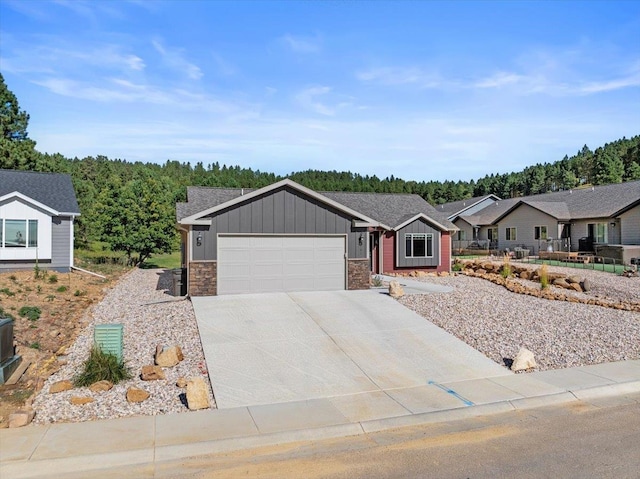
[0,191,59,216]
[352,220,391,230]
[179,178,380,225]
[393,213,458,232]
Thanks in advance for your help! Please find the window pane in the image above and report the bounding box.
[405,237,412,257]
[426,235,433,256]
[413,236,426,257]
[0,218,3,246]
[28,220,38,247]
[5,220,27,247]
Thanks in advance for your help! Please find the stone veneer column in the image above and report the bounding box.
[347,259,370,290]
[188,261,217,296]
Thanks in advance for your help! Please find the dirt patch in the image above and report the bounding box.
[0,267,127,427]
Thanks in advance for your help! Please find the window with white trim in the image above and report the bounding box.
[0,219,38,248]
[588,223,608,243]
[534,226,548,240]
[457,230,466,241]
[405,233,433,258]
[505,227,517,241]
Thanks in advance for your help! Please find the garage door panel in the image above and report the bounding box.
[218,235,346,295]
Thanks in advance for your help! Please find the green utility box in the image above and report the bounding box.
[94,324,124,362]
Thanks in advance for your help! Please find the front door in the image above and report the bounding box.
[369,232,379,274]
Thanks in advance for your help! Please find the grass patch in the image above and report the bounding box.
[523,258,626,274]
[141,251,181,269]
[74,346,132,387]
[19,306,41,321]
[57,285,68,293]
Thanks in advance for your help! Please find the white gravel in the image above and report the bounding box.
[33,269,215,425]
[399,265,640,372]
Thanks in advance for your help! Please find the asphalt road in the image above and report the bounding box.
[77,394,640,479]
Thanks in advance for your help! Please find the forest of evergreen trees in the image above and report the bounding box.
[2,73,639,264]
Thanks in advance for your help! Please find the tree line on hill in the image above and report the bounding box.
[1,73,639,265]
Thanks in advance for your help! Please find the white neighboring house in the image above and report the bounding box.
[0,169,80,272]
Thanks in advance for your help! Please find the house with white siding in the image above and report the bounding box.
[0,170,80,272]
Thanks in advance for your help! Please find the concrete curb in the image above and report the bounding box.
[2,379,640,479]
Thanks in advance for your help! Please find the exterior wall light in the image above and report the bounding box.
[196,232,203,246]
[358,234,364,246]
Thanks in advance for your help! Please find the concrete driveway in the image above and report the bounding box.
[192,290,511,409]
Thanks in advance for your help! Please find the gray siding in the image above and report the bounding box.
[192,186,367,261]
[571,217,616,250]
[453,218,474,241]
[620,205,640,245]
[396,218,440,267]
[51,216,72,270]
[458,197,497,217]
[497,204,558,254]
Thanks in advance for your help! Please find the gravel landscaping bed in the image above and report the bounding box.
[399,265,640,371]
[33,269,215,424]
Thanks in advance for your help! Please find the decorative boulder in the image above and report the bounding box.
[186,377,210,410]
[49,380,73,394]
[8,409,35,428]
[89,380,113,392]
[126,387,150,403]
[155,345,184,368]
[389,281,405,299]
[176,377,187,388]
[580,278,590,292]
[141,365,166,381]
[70,396,95,405]
[511,347,537,372]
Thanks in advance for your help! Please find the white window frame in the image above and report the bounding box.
[505,227,517,241]
[405,233,434,258]
[488,227,498,241]
[0,219,38,248]
[457,230,466,241]
[534,225,548,240]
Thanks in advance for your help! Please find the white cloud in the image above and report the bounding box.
[152,39,203,80]
[281,34,322,53]
[294,86,335,116]
[357,66,442,88]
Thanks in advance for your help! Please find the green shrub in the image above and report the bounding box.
[500,254,512,278]
[73,346,132,387]
[371,275,384,287]
[74,289,86,297]
[57,285,68,293]
[48,274,58,283]
[29,342,41,350]
[0,287,15,297]
[19,306,42,321]
[539,264,549,289]
[452,262,463,272]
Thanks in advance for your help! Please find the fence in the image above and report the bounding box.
[520,254,628,274]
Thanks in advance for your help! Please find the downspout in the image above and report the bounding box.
[176,224,190,296]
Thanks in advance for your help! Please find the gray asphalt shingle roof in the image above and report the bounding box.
[177,184,457,230]
[0,169,80,214]
[436,195,501,216]
[456,180,640,225]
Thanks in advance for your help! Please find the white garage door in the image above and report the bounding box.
[217,235,346,295]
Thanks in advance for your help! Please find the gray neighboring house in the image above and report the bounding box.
[442,180,640,259]
[0,170,80,272]
[176,179,457,296]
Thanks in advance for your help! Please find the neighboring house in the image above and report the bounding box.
[441,180,640,256]
[437,194,501,242]
[176,179,457,296]
[0,170,80,272]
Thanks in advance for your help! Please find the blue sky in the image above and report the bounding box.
[1,0,639,182]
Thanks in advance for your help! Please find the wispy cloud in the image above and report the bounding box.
[356,66,442,88]
[295,86,335,115]
[152,39,203,80]
[281,34,322,53]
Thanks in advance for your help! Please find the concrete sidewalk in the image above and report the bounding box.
[2,360,640,479]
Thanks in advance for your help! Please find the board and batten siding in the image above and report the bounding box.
[395,218,440,268]
[497,204,557,254]
[620,205,640,245]
[192,186,368,261]
[50,216,73,270]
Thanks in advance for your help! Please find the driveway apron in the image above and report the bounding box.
[191,290,510,409]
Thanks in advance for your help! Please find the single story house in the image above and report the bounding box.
[176,179,457,296]
[0,169,80,272]
[436,194,501,242]
[443,180,640,256]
